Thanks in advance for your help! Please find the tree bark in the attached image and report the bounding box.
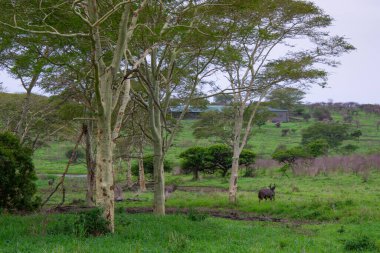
[193,169,199,181]
[228,106,244,204]
[153,145,165,214]
[95,115,115,232]
[83,123,96,206]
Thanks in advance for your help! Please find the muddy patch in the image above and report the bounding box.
[125,207,315,225]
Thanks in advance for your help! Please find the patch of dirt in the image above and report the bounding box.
[124,207,316,225]
[23,205,318,226]
[176,186,228,193]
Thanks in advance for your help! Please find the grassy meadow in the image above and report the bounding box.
[2,109,380,252]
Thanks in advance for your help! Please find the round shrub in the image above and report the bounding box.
[132,156,172,176]
[0,132,40,210]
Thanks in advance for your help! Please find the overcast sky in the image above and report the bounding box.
[1,0,379,104]
[303,0,380,104]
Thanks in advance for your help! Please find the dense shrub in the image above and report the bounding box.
[305,139,329,157]
[344,235,376,252]
[74,208,110,236]
[301,122,350,149]
[132,156,172,176]
[0,132,40,210]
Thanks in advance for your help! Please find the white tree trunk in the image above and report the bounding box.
[84,123,96,206]
[228,106,244,204]
[153,144,165,214]
[95,116,115,232]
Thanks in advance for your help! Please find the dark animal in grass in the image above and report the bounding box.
[165,185,177,200]
[258,184,276,202]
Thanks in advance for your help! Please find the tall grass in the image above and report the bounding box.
[291,154,380,177]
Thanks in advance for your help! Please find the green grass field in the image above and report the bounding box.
[33,110,380,174]
[3,109,379,252]
[2,169,380,252]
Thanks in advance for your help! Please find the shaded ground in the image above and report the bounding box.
[41,205,315,225]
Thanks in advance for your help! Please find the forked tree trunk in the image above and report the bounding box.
[84,124,96,206]
[228,98,263,204]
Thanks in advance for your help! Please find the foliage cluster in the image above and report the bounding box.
[74,208,110,236]
[0,132,40,210]
[301,122,351,149]
[180,144,256,178]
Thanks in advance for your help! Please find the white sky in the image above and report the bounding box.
[302,0,380,104]
[1,0,379,104]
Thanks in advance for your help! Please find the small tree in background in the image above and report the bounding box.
[0,132,40,210]
[302,122,350,149]
[205,144,233,177]
[272,146,311,176]
[266,87,306,112]
[179,147,208,180]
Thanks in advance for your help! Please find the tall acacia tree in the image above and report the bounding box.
[0,0,150,232]
[214,0,355,203]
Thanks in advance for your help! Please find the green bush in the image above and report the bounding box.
[74,208,110,236]
[344,235,376,251]
[0,132,40,211]
[305,139,329,157]
[132,156,172,176]
[301,122,350,149]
